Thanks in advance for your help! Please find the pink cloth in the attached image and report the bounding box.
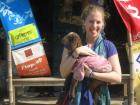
[73,54,112,81]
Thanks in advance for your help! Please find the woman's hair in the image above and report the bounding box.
[62,32,82,55]
[81,4,110,25]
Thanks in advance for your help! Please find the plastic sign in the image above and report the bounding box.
[8,23,38,46]
[12,42,51,77]
[0,0,41,49]
[114,0,140,42]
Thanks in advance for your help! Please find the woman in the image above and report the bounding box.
[60,4,121,105]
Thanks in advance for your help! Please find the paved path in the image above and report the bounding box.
[0,98,124,105]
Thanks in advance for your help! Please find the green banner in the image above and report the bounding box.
[8,23,38,46]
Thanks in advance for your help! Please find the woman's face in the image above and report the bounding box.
[84,10,104,40]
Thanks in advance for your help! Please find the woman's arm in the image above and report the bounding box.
[60,46,96,78]
[84,54,122,83]
[60,48,77,78]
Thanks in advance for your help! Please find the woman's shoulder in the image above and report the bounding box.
[103,39,118,58]
[103,39,116,48]
[104,39,114,45]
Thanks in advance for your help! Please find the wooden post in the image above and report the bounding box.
[127,32,135,105]
[7,41,14,105]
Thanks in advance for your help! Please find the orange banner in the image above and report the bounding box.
[12,42,51,77]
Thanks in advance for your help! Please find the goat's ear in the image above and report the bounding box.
[61,36,67,45]
[77,38,82,47]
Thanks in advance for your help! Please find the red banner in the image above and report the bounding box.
[114,0,140,42]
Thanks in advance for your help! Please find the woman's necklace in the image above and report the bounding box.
[87,43,94,49]
[86,36,96,49]
[87,44,92,48]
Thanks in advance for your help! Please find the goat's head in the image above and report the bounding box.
[62,32,82,55]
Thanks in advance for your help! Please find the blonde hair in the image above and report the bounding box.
[81,4,109,24]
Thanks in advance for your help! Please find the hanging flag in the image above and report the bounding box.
[0,0,41,49]
[114,0,140,42]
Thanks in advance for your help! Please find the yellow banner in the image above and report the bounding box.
[8,23,38,46]
[132,42,140,54]
[126,42,140,72]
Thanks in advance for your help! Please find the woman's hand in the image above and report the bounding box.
[83,54,122,83]
[75,46,96,56]
[83,63,93,78]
